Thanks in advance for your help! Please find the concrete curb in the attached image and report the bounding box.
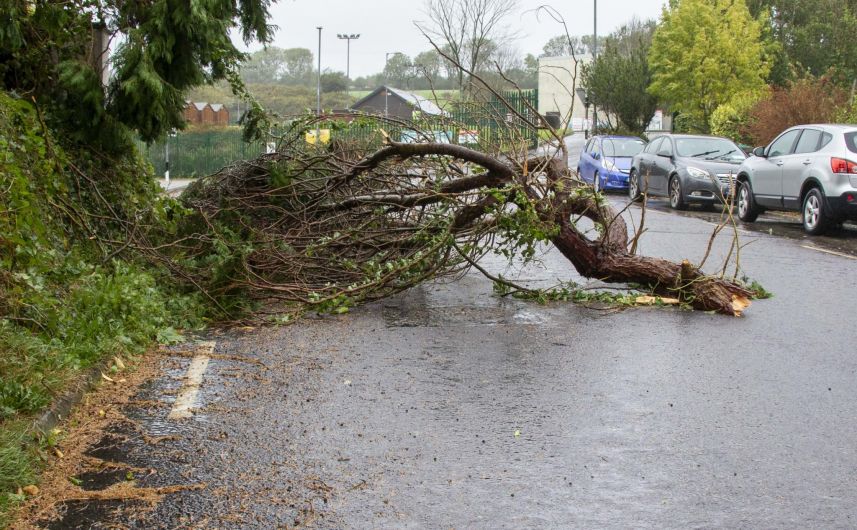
[30,360,111,434]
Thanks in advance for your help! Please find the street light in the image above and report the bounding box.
[592,0,598,137]
[384,51,404,117]
[337,33,360,96]
[316,26,322,144]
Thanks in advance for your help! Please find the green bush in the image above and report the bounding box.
[0,91,205,519]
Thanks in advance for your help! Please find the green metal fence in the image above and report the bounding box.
[137,90,540,179]
[447,89,539,151]
[135,127,269,178]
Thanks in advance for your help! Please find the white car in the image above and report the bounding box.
[736,124,857,234]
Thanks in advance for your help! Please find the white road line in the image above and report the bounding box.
[800,245,857,261]
[168,341,215,420]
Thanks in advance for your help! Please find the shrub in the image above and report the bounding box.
[743,76,848,146]
[710,90,769,145]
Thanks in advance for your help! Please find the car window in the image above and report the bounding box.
[657,137,674,156]
[820,132,833,150]
[584,138,594,153]
[602,138,646,157]
[674,137,747,161]
[591,140,602,157]
[645,137,662,154]
[767,129,801,157]
[845,132,857,154]
[794,129,823,154]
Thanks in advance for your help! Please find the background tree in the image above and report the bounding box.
[540,34,604,57]
[0,0,273,147]
[582,19,658,135]
[421,0,517,95]
[414,50,444,81]
[383,53,414,87]
[648,0,769,132]
[241,47,290,83]
[747,0,857,82]
[282,48,315,83]
[320,71,349,93]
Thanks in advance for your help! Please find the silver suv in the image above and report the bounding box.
[736,124,857,234]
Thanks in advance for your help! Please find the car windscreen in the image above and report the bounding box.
[602,138,646,157]
[845,132,857,154]
[675,138,747,162]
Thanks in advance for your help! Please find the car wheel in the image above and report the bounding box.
[628,170,641,202]
[802,187,831,235]
[593,171,600,193]
[669,176,687,210]
[736,180,759,222]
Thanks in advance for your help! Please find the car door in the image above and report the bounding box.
[579,138,594,180]
[782,128,825,209]
[754,129,801,206]
[650,136,674,194]
[636,137,661,193]
[588,140,603,184]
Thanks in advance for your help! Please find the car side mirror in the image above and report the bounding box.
[593,152,601,160]
[752,146,767,158]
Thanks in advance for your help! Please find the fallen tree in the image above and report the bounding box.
[144,114,754,319]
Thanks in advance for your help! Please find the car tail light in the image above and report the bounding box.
[831,157,857,174]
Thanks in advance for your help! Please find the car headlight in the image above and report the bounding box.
[686,166,710,179]
[603,158,617,172]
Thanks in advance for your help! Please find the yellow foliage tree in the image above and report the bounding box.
[648,0,770,132]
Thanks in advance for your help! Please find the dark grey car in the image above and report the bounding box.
[629,134,747,209]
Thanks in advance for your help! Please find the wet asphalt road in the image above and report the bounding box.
[38,140,857,529]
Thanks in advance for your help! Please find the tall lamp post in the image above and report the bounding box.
[591,0,598,137]
[384,51,404,117]
[337,33,360,96]
[316,26,322,143]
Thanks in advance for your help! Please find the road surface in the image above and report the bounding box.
[23,140,857,529]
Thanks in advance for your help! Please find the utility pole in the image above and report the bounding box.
[592,0,598,138]
[164,134,170,187]
[164,128,177,188]
[337,33,360,96]
[316,26,322,144]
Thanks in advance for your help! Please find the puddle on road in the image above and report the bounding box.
[383,303,552,328]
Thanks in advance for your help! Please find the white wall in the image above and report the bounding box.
[538,55,592,131]
[538,54,672,135]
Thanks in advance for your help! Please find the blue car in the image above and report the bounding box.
[577,135,647,192]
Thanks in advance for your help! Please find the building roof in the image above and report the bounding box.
[351,86,446,116]
[192,102,208,111]
[210,103,225,112]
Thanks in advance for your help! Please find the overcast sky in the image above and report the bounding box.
[243,0,668,77]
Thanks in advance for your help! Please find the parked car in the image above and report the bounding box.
[735,124,857,235]
[628,134,747,209]
[577,135,646,192]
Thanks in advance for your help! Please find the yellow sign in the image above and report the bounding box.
[305,129,331,145]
